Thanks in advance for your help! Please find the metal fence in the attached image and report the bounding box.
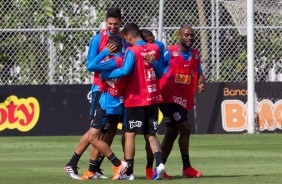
[1,0,282,85]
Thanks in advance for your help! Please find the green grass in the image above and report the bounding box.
[0,134,282,184]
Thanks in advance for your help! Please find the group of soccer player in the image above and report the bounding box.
[64,7,206,181]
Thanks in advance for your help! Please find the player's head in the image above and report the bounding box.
[106,7,122,34]
[107,35,123,53]
[122,23,142,45]
[178,25,195,49]
[141,29,155,43]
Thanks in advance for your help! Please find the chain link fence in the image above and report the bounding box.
[1,0,282,85]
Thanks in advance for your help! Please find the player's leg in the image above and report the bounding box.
[88,106,127,180]
[121,131,135,180]
[177,120,190,167]
[85,121,119,180]
[176,119,202,178]
[74,130,91,155]
[91,120,118,179]
[144,135,154,179]
[64,91,101,179]
[145,104,165,180]
[121,107,144,180]
[161,126,178,160]
[159,103,179,163]
[64,130,90,180]
[96,114,119,178]
[81,91,109,180]
[80,131,102,180]
[90,132,127,180]
[168,104,202,178]
[159,103,177,178]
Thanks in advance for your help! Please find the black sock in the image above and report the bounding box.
[125,159,134,175]
[68,152,81,166]
[88,159,98,172]
[181,154,191,170]
[96,155,105,170]
[107,153,121,167]
[154,152,163,167]
[162,158,167,165]
[146,157,154,168]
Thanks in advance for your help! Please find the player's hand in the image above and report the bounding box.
[106,44,117,54]
[198,83,206,93]
[143,54,155,64]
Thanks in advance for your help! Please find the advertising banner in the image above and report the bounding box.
[1,83,281,135]
[195,82,282,134]
[0,85,91,136]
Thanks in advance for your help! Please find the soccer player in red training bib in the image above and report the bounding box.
[141,28,174,179]
[101,23,166,180]
[159,25,206,178]
[64,8,125,180]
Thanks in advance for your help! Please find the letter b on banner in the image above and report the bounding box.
[221,100,246,131]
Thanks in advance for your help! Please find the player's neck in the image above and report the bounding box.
[178,43,190,53]
[132,36,143,44]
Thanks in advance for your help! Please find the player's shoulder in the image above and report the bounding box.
[167,44,178,51]
[91,32,101,41]
[92,29,107,39]
[155,40,165,47]
[191,48,200,54]
[99,29,108,36]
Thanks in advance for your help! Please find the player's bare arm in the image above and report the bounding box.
[198,73,206,93]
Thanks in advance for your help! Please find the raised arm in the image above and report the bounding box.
[86,44,118,72]
[86,35,100,70]
[101,50,135,79]
[143,54,163,79]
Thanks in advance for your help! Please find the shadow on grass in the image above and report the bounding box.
[138,174,263,180]
[190,174,262,178]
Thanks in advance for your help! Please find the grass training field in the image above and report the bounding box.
[0,134,282,184]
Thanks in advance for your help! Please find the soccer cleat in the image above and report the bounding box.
[163,171,173,179]
[80,170,97,180]
[182,167,202,178]
[152,163,165,180]
[96,169,109,179]
[64,165,80,180]
[112,161,128,180]
[120,173,135,180]
[146,167,153,179]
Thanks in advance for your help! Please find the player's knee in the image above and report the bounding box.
[89,128,101,142]
[178,127,191,137]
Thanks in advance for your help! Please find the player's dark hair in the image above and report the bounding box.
[122,23,141,38]
[141,29,154,38]
[179,25,193,32]
[106,7,122,20]
[108,35,123,53]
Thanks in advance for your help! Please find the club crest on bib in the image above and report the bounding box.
[172,51,179,57]
[195,54,199,60]
[173,112,181,121]
[102,30,107,35]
